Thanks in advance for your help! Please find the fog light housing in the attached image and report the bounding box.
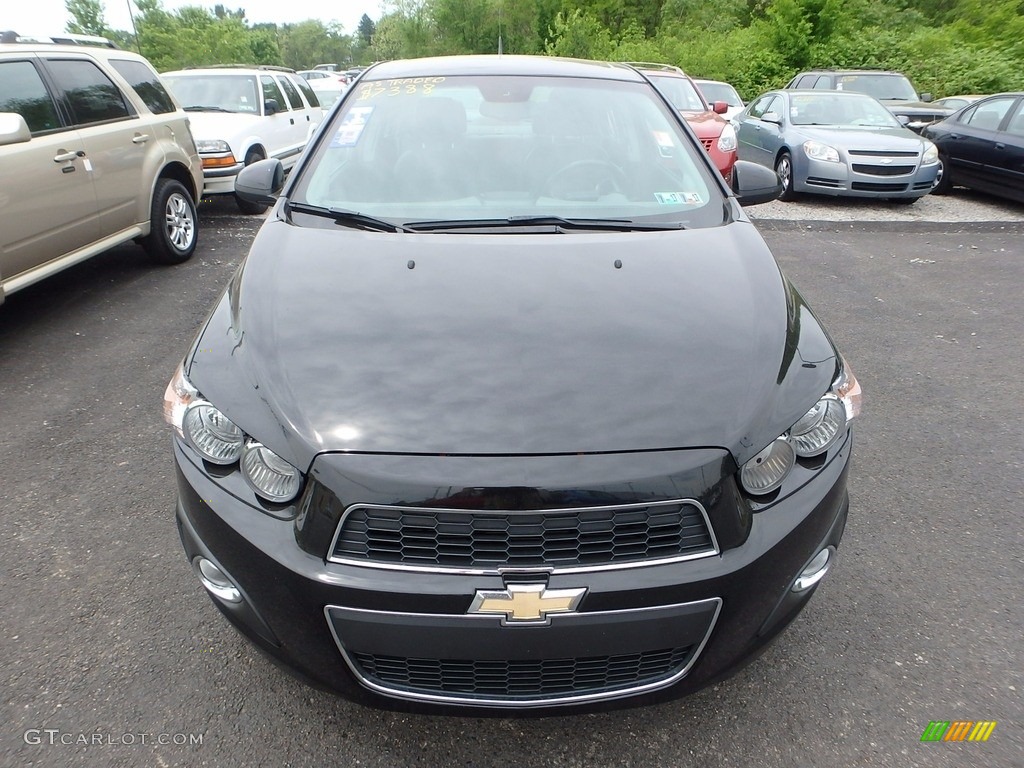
[792,546,835,592]
[193,556,242,603]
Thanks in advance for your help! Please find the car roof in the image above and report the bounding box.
[163,65,296,76]
[365,55,645,82]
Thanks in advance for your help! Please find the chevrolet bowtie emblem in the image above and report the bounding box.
[469,583,586,624]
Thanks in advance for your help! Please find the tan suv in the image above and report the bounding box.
[0,39,203,305]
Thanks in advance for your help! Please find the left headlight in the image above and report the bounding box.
[921,142,939,165]
[739,357,862,496]
[717,123,737,153]
[803,140,841,163]
[163,363,304,503]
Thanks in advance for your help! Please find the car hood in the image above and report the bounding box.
[186,215,837,469]
[794,125,925,150]
[681,110,727,138]
[180,111,265,145]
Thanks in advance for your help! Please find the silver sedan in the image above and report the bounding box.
[735,90,940,203]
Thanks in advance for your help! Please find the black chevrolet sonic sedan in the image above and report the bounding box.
[165,55,861,713]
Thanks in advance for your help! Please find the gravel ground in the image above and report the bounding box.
[748,187,1022,222]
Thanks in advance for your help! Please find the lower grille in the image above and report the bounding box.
[806,176,842,188]
[852,163,915,176]
[351,647,694,700]
[329,499,717,572]
[700,137,714,151]
[851,181,907,192]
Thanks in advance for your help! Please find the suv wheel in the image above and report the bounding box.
[775,151,797,201]
[143,179,198,264]
[236,150,270,215]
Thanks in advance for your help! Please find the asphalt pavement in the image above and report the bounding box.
[1,196,1021,768]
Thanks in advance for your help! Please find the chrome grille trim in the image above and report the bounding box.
[324,597,723,707]
[848,149,919,157]
[326,498,720,575]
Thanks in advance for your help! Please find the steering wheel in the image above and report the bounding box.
[542,159,628,199]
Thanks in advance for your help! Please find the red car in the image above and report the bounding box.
[631,63,738,183]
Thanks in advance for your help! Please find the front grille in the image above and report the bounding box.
[852,163,915,176]
[329,500,716,571]
[351,646,694,700]
[851,181,907,192]
[848,149,918,157]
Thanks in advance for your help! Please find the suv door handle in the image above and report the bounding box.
[289,117,295,125]
[995,142,1005,150]
[132,133,150,144]
[53,150,86,163]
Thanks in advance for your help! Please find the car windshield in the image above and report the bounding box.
[699,82,742,107]
[790,93,902,128]
[645,74,707,112]
[835,74,918,102]
[162,74,260,113]
[292,74,723,229]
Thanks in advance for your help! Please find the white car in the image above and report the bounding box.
[694,79,745,121]
[297,70,346,109]
[162,66,324,213]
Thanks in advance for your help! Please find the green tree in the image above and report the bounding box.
[65,0,111,36]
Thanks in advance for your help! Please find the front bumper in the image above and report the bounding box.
[174,434,851,714]
[200,162,245,196]
[796,154,939,198]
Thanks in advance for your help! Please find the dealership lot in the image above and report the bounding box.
[1,198,1021,767]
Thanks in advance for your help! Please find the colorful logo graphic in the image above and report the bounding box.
[920,721,997,742]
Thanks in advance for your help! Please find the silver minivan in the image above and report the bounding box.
[0,41,202,305]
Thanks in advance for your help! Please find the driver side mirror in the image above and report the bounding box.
[264,98,280,116]
[0,113,32,146]
[236,158,285,206]
[761,111,782,125]
[712,101,728,115]
[732,160,783,206]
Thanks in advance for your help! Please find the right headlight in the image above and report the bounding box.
[195,139,232,154]
[164,364,304,504]
[740,357,861,496]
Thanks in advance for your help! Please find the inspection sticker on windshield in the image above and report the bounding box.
[330,106,374,147]
[655,192,702,205]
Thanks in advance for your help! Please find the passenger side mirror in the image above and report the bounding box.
[264,98,280,116]
[236,158,285,206]
[920,93,933,103]
[732,160,783,206]
[0,113,32,146]
[712,101,728,115]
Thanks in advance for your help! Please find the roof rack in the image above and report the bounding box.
[621,61,686,75]
[1,30,118,48]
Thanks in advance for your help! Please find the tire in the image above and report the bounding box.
[931,154,952,195]
[775,151,797,201]
[236,149,270,215]
[142,178,197,264]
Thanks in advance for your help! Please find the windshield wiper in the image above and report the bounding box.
[183,105,237,113]
[403,215,686,233]
[287,202,410,233]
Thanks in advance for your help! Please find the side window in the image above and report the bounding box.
[795,75,816,88]
[109,58,176,114]
[261,75,287,112]
[747,95,773,119]
[1005,99,1024,137]
[761,96,783,119]
[813,76,832,90]
[962,97,1015,131]
[293,76,320,108]
[0,60,61,133]
[278,76,304,110]
[45,58,132,125]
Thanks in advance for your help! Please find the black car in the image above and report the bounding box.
[165,55,862,713]
[785,69,953,132]
[922,92,1024,203]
